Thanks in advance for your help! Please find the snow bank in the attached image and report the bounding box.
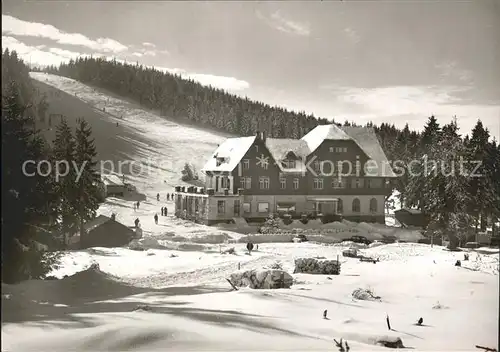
[229,269,293,289]
[169,232,233,244]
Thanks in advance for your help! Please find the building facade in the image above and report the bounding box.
[175,124,397,225]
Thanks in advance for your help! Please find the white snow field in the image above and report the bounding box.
[2,73,498,351]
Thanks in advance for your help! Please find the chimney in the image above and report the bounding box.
[261,131,267,142]
[255,130,261,140]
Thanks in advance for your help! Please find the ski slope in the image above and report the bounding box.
[2,73,497,352]
[29,72,232,198]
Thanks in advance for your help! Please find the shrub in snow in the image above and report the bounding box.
[352,288,381,301]
[258,214,281,234]
[221,247,235,254]
[375,336,404,348]
[342,248,358,258]
[282,213,293,225]
[267,260,283,270]
[229,269,293,289]
[294,258,341,275]
[300,214,309,225]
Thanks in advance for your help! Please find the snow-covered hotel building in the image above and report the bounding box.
[174,124,397,225]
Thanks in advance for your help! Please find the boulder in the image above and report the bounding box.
[294,258,341,275]
[229,269,293,289]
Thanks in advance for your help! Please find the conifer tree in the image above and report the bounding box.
[1,81,58,282]
[74,118,100,244]
[52,118,78,242]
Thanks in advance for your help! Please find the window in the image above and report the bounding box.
[352,198,360,213]
[337,199,343,213]
[329,147,334,152]
[293,178,299,190]
[282,159,296,169]
[351,178,364,188]
[255,145,259,152]
[259,176,270,189]
[217,200,225,215]
[280,177,286,189]
[277,203,296,213]
[369,198,378,213]
[258,202,269,213]
[332,178,345,189]
[234,200,241,216]
[313,178,324,190]
[240,177,251,189]
[243,202,251,213]
[243,159,250,169]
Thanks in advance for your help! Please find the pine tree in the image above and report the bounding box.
[74,118,100,245]
[466,120,497,231]
[1,81,58,282]
[52,118,78,242]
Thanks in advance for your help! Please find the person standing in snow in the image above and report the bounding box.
[157,193,160,201]
[154,213,159,224]
[164,207,168,217]
[134,218,140,228]
[167,193,170,201]
[161,207,164,216]
[137,201,140,209]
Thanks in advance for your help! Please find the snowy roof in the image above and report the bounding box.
[202,136,256,172]
[341,126,397,178]
[83,215,112,232]
[102,174,125,186]
[301,124,351,153]
[202,125,396,177]
[265,138,310,161]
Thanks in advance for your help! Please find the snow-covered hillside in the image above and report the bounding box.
[29,72,233,197]
[2,73,497,352]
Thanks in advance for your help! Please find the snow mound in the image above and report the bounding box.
[229,269,293,289]
[169,232,233,244]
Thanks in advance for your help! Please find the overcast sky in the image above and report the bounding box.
[2,0,499,140]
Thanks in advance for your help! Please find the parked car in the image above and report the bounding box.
[342,235,371,245]
[293,234,308,243]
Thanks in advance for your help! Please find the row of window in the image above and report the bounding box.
[216,198,378,215]
[239,176,385,190]
[329,147,348,153]
[242,158,296,170]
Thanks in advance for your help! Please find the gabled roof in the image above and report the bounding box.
[102,174,124,186]
[301,124,351,153]
[202,136,256,172]
[265,138,310,161]
[340,126,396,177]
[82,215,134,234]
[265,138,310,173]
[201,125,396,178]
[83,215,112,232]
